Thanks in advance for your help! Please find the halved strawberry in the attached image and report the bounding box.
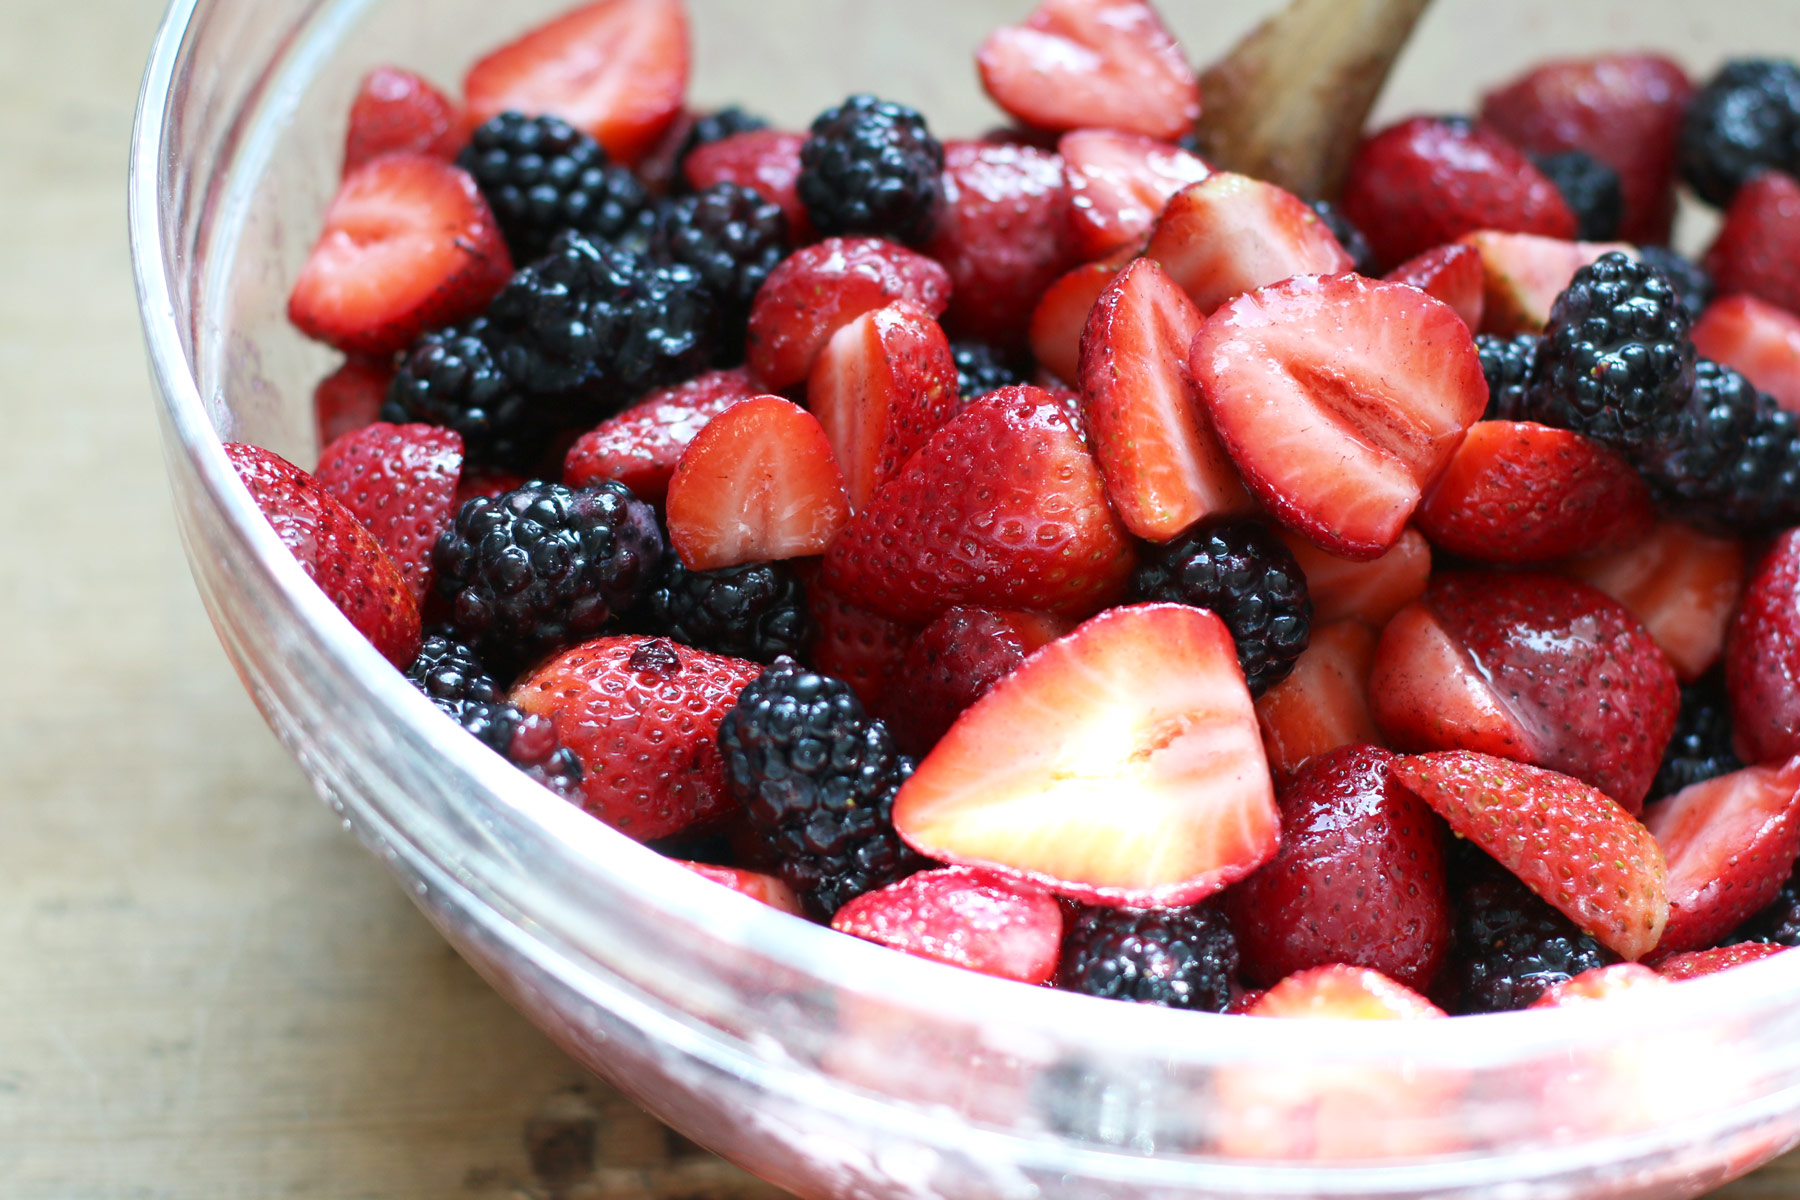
[462,0,689,165]
[1059,129,1211,260]
[1028,251,1130,386]
[1189,274,1487,561]
[1277,527,1431,628]
[1254,619,1384,782]
[1414,420,1656,564]
[1246,964,1446,1020]
[1391,751,1669,960]
[1563,520,1746,683]
[1078,257,1251,540]
[1655,943,1792,981]
[1706,172,1800,319]
[682,129,812,241]
[343,66,464,175]
[287,154,511,357]
[1383,242,1485,331]
[746,238,952,390]
[1643,758,1800,955]
[562,367,756,502]
[676,861,807,916]
[1143,173,1353,315]
[1529,963,1666,1009]
[821,387,1135,623]
[884,607,1072,757]
[1459,231,1635,335]
[313,358,393,448]
[976,0,1200,143]
[1727,529,1800,763]
[454,465,528,506]
[807,303,959,511]
[315,422,464,606]
[893,603,1278,907]
[1692,293,1800,413]
[664,395,849,571]
[805,578,917,713]
[830,867,1065,983]
[1368,600,1536,769]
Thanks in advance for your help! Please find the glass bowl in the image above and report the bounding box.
[130,1,1800,1197]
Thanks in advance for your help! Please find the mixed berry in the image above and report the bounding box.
[237,0,1800,1020]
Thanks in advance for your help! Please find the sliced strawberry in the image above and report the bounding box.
[1383,242,1485,331]
[821,387,1135,623]
[893,604,1278,907]
[1369,600,1536,769]
[1459,231,1635,336]
[315,422,464,607]
[976,0,1200,143]
[454,466,528,506]
[1563,520,1746,683]
[746,238,952,390]
[1643,759,1800,954]
[1692,293,1800,413]
[664,395,849,571]
[1340,117,1576,269]
[1391,751,1669,960]
[884,607,1072,757]
[1028,252,1129,386]
[562,367,756,502]
[1246,964,1446,1020]
[1529,963,1666,1009]
[830,867,1065,983]
[1728,529,1800,763]
[1059,129,1211,260]
[1254,620,1385,783]
[462,0,689,165]
[224,443,421,667]
[1078,257,1251,540]
[805,578,917,713]
[1277,528,1431,628]
[1414,420,1656,564]
[1655,943,1792,981]
[1190,274,1487,560]
[313,358,393,448]
[807,303,959,511]
[287,154,511,357]
[676,861,807,916]
[343,66,464,175]
[1143,173,1353,315]
[924,141,1077,349]
[682,129,812,241]
[1706,171,1800,320]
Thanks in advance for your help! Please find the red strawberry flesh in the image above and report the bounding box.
[1692,294,1800,413]
[562,368,756,503]
[1727,529,1800,764]
[344,66,464,174]
[831,867,1065,984]
[1144,173,1354,315]
[1060,129,1211,260]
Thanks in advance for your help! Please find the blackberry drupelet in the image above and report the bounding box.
[671,105,770,189]
[640,558,810,663]
[1739,865,1800,946]
[1679,59,1800,207]
[1057,904,1239,1011]
[1128,518,1312,696]
[1636,245,1715,325]
[405,632,505,710]
[951,341,1025,402]
[383,320,546,472]
[1446,852,1610,1014]
[798,94,944,245]
[434,480,663,670]
[1521,251,1695,454]
[1477,332,1541,421]
[455,699,585,802]
[1531,150,1623,241]
[1636,359,1800,535]
[650,182,790,339]
[1308,198,1379,275]
[1650,674,1744,803]
[459,112,654,263]
[717,657,924,919]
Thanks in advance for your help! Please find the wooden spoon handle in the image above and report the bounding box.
[1194,0,1435,200]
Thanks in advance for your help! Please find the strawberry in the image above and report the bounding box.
[1245,964,1446,1020]
[830,867,1065,984]
[807,303,959,511]
[805,579,916,713]
[562,368,756,503]
[1459,231,1635,336]
[462,0,689,165]
[1727,529,1800,764]
[676,860,807,916]
[1227,745,1450,991]
[1077,257,1251,541]
[1028,252,1129,386]
[1705,171,1800,320]
[1254,620,1385,783]
[1643,758,1800,954]
[1528,963,1666,1009]
[1478,55,1693,245]
[976,0,1200,144]
[224,443,421,667]
[315,422,464,607]
[1059,129,1211,260]
[1563,520,1746,683]
[821,386,1135,623]
[1340,117,1576,270]
[923,141,1077,349]
[1143,173,1353,315]
[1414,420,1656,565]
[1392,751,1669,960]
[312,358,393,448]
[1189,274,1487,561]
[1369,601,1537,773]
[746,237,952,390]
[1692,293,1800,413]
[883,607,1072,757]
[1276,528,1431,628]
[286,154,511,357]
[892,603,1278,907]
[454,466,528,506]
[1654,943,1792,981]
[682,129,812,241]
[664,395,849,572]
[342,66,464,175]
[1383,242,1485,331]
[512,635,762,841]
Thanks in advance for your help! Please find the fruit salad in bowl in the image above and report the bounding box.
[132,0,1800,1194]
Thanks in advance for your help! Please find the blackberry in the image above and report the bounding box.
[1679,59,1800,207]
[1636,245,1715,325]
[1057,904,1238,1012]
[718,658,924,919]
[1128,518,1312,696]
[1521,251,1695,455]
[1531,150,1623,241]
[1308,198,1379,275]
[1738,865,1800,946]
[1650,674,1744,803]
[672,105,769,189]
[1446,852,1610,1014]
[640,558,810,663]
[455,699,584,802]
[405,632,505,710]
[1477,332,1541,421]
[383,320,546,472]
[1636,359,1800,535]
[650,182,790,339]
[798,94,944,245]
[951,341,1024,402]
[459,113,654,263]
[434,480,663,670]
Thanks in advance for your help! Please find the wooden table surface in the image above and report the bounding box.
[5,0,1800,1196]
